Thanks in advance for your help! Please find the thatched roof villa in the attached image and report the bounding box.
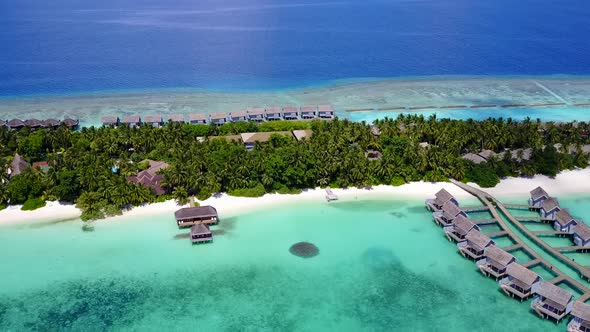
[433,200,467,226]
[540,197,561,219]
[444,215,479,242]
[531,281,573,322]
[127,160,169,196]
[7,119,25,129]
[554,209,578,233]
[175,206,218,227]
[529,186,549,207]
[425,188,459,211]
[457,229,494,260]
[477,245,516,279]
[62,118,79,129]
[190,224,212,244]
[42,118,61,128]
[24,119,43,128]
[573,222,590,248]
[499,263,541,301]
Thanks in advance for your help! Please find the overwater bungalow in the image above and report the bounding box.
[189,113,207,125]
[477,245,516,279]
[62,118,79,130]
[318,104,335,119]
[293,129,313,142]
[247,108,265,122]
[444,215,479,242]
[7,119,25,129]
[554,209,578,233]
[229,110,248,122]
[568,300,590,332]
[425,188,459,211]
[174,206,218,227]
[101,115,119,127]
[265,106,282,121]
[282,106,298,120]
[433,200,467,226]
[24,119,43,129]
[457,230,494,260]
[210,112,228,125]
[166,114,185,123]
[190,224,212,244]
[540,197,561,220]
[499,263,541,301]
[300,105,317,119]
[122,115,141,128]
[531,281,574,322]
[42,119,60,128]
[573,222,590,248]
[529,186,549,207]
[240,131,294,151]
[143,115,163,128]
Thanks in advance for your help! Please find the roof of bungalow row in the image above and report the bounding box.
[530,186,549,200]
[534,281,573,311]
[573,301,590,322]
[210,112,227,120]
[208,135,242,142]
[465,230,493,251]
[265,106,282,114]
[300,105,317,113]
[318,104,334,112]
[541,197,560,212]
[189,113,207,121]
[0,120,5,126]
[484,245,515,267]
[7,119,25,127]
[101,116,119,124]
[230,110,248,118]
[574,222,590,241]
[240,131,294,144]
[175,206,218,220]
[143,115,163,123]
[434,188,454,205]
[191,223,211,236]
[122,115,141,123]
[442,201,463,220]
[555,209,577,227]
[292,129,313,141]
[42,119,61,127]
[62,118,79,127]
[24,119,43,127]
[453,215,477,235]
[166,114,185,122]
[506,263,540,287]
[283,106,298,113]
[247,108,265,116]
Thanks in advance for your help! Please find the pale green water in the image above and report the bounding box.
[2,195,590,331]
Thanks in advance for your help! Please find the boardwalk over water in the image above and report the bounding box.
[450,180,590,302]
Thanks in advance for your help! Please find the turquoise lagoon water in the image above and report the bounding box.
[2,196,590,331]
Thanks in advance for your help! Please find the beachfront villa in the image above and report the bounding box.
[210,112,228,125]
[433,200,467,226]
[189,113,207,125]
[300,105,317,119]
[554,209,578,233]
[240,131,294,151]
[573,222,590,248]
[425,188,459,211]
[540,197,561,219]
[457,229,494,260]
[529,186,549,207]
[499,263,541,301]
[127,160,169,196]
[477,245,516,279]
[318,104,335,119]
[265,106,282,121]
[293,129,313,142]
[190,224,213,244]
[102,116,119,127]
[568,301,590,332]
[122,115,141,128]
[143,115,164,128]
[175,206,218,227]
[282,106,298,120]
[531,281,574,322]
[444,215,479,242]
[229,110,248,122]
[247,108,265,122]
[166,114,185,123]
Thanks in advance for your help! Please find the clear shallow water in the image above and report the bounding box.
[3,196,590,331]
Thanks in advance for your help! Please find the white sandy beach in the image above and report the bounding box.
[1,168,590,226]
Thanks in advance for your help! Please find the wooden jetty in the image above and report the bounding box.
[460,205,490,213]
[514,216,553,223]
[504,203,540,211]
[472,218,497,226]
[532,230,570,236]
[325,187,338,201]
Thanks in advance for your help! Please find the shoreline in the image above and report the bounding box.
[2,168,590,227]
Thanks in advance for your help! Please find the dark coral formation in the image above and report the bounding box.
[289,242,319,258]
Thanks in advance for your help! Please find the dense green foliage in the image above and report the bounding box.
[21,197,47,211]
[0,116,589,220]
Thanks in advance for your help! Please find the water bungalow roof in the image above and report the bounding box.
[453,215,477,235]
[42,119,61,127]
[434,188,454,205]
[484,245,515,267]
[530,186,549,200]
[190,223,211,236]
[541,197,560,212]
[555,209,577,227]
[210,112,227,120]
[24,119,43,127]
[175,206,218,220]
[442,200,463,220]
[7,119,24,127]
[506,263,539,287]
[10,153,30,177]
[300,105,317,113]
[282,106,298,113]
[240,131,294,144]
[166,114,185,122]
[189,113,206,121]
[318,104,334,112]
[247,108,265,115]
[574,222,590,241]
[534,281,573,310]
[143,115,162,123]
[101,115,119,124]
[122,115,140,123]
[230,110,247,118]
[465,230,493,251]
[62,118,79,127]
[573,301,590,322]
[293,129,313,141]
[265,106,281,114]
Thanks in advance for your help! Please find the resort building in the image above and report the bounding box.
[9,153,30,177]
[573,222,590,247]
[229,110,248,122]
[433,200,467,226]
[318,104,335,119]
[62,118,79,129]
[425,188,459,211]
[101,116,119,127]
[189,113,207,125]
[143,115,164,128]
[531,281,574,322]
[190,224,213,244]
[265,106,282,121]
[529,186,549,207]
[24,119,43,129]
[540,197,561,220]
[247,108,265,122]
[370,125,381,137]
[300,105,317,119]
[240,131,294,151]
[282,106,298,120]
[7,119,25,130]
[127,160,169,196]
[499,263,541,300]
[33,161,52,173]
[174,206,218,227]
[42,119,60,128]
[554,209,578,233]
[293,129,313,142]
[477,245,516,279]
[210,112,228,125]
[122,115,141,128]
[444,215,479,242]
[208,135,242,143]
[166,114,185,123]
[457,229,494,260]
[568,300,590,332]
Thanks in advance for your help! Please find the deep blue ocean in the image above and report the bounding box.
[1,0,590,96]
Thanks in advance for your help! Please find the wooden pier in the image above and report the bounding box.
[514,216,553,222]
[461,205,490,213]
[472,218,498,226]
[503,203,540,211]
